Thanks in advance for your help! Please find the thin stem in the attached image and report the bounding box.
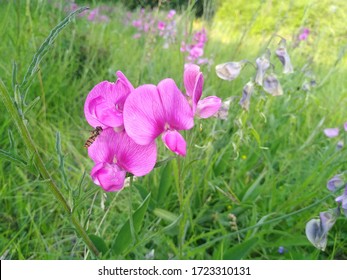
[128,177,137,242]
[177,156,184,259]
[0,80,100,257]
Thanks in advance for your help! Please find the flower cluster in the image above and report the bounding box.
[127,8,177,47]
[305,173,347,250]
[180,28,212,66]
[216,37,294,111]
[84,65,221,192]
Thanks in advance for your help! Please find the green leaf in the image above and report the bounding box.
[157,162,173,204]
[12,61,17,92]
[112,193,151,255]
[153,208,178,223]
[88,234,108,255]
[223,237,259,260]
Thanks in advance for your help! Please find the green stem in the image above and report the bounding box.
[177,157,184,259]
[0,80,100,257]
[128,177,137,242]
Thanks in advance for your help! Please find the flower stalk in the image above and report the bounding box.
[0,80,100,257]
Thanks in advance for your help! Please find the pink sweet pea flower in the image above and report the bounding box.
[87,8,99,21]
[88,128,157,192]
[84,71,134,131]
[167,10,176,20]
[183,64,221,118]
[123,79,194,156]
[158,21,166,31]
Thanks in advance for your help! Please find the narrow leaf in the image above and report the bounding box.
[88,234,108,255]
[12,61,17,92]
[153,208,178,223]
[23,96,40,114]
[157,162,173,204]
[20,6,89,91]
[223,237,259,259]
[112,193,151,255]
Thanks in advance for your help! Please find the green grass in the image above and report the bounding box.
[0,0,346,260]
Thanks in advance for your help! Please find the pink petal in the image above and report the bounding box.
[88,128,157,177]
[115,71,134,100]
[91,162,126,192]
[162,130,187,156]
[84,72,134,130]
[192,73,203,113]
[123,84,166,145]
[115,132,157,176]
[344,122,347,132]
[324,128,339,138]
[184,64,201,97]
[196,96,222,118]
[84,81,122,128]
[157,78,194,130]
[88,127,117,163]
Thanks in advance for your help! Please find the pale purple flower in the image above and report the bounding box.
[344,122,347,131]
[263,74,283,96]
[337,140,344,150]
[275,39,294,74]
[88,128,157,192]
[335,186,347,211]
[213,97,232,120]
[323,128,339,138]
[197,58,211,65]
[215,61,245,81]
[255,51,271,85]
[239,81,255,111]
[84,71,134,131]
[184,64,221,118]
[123,79,194,156]
[278,246,285,254]
[305,209,338,251]
[327,175,343,192]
